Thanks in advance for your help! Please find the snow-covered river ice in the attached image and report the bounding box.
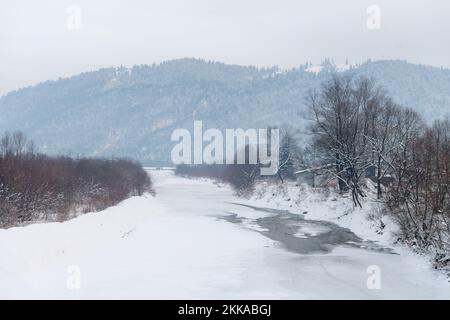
[1,170,449,299]
[218,203,394,255]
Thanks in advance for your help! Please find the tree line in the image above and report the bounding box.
[0,131,152,228]
[306,76,449,257]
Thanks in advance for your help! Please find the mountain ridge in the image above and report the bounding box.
[1,59,449,165]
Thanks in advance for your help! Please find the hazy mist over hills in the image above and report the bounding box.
[1,59,449,165]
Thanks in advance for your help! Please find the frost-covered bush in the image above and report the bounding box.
[0,131,152,228]
[386,119,450,262]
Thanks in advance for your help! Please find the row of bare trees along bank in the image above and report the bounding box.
[0,131,152,228]
[308,77,449,259]
[176,76,450,268]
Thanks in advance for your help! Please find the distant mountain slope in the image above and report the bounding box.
[0,59,449,164]
[346,60,450,120]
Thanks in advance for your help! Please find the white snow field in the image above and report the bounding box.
[1,170,449,299]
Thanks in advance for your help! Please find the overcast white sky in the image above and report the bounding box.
[0,0,449,94]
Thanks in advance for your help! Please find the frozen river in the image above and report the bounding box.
[0,170,449,299]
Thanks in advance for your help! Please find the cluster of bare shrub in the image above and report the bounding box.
[306,76,450,262]
[175,139,301,196]
[0,131,152,228]
[175,162,260,196]
[387,120,450,260]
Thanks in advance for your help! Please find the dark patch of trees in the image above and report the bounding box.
[0,131,152,228]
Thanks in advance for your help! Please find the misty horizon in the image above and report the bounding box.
[1,0,449,95]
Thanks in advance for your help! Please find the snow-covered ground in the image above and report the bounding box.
[1,171,449,299]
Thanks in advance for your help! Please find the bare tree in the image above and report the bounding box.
[306,76,383,206]
[278,127,301,183]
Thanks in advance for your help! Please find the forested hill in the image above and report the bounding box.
[1,59,449,164]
